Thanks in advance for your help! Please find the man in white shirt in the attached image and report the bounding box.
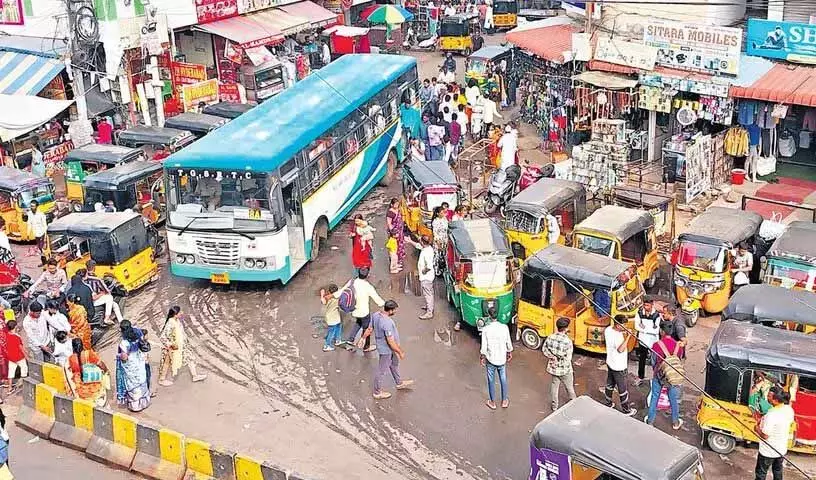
[481,95,502,137]
[603,315,636,416]
[480,307,513,410]
[497,125,517,171]
[634,297,662,384]
[416,236,435,320]
[28,200,48,264]
[733,242,753,289]
[545,213,560,245]
[337,268,385,352]
[0,218,10,253]
[755,386,795,480]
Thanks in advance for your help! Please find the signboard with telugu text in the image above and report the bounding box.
[182,79,219,111]
[594,38,657,71]
[43,141,75,177]
[644,21,742,76]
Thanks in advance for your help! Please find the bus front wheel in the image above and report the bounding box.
[380,150,398,186]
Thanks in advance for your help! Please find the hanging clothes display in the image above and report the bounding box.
[724,127,749,157]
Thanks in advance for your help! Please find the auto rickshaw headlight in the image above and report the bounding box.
[703,282,720,293]
[674,276,687,287]
[244,258,256,268]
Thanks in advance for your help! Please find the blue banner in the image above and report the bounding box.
[747,18,816,63]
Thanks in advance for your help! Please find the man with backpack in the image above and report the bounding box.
[335,268,385,352]
[645,322,684,430]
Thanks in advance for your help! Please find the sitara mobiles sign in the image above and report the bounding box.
[643,21,742,76]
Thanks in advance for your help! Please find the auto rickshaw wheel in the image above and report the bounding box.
[463,46,471,56]
[380,150,398,186]
[683,308,699,327]
[71,201,83,213]
[706,431,736,454]
[520,328,543,350]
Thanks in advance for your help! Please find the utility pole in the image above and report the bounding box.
[64,0,94,147]
[584,1,594,37]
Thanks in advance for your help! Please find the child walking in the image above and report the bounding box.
[320,284,343,352]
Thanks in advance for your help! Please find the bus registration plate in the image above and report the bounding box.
[211,273,230,284]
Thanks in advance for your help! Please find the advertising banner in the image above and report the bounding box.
[0,0,23,25]
[171,61,208,98]
[747,18,816,64]
[529,445,571,480]
[594,38,658,71]
[219,83,241,103]
[182,79,219,111]
[196,0,239,24]
[644,21,742,76]
[43,141,75,177]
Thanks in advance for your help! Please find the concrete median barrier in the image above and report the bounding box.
[50,394,94,451]
[234,454,289,480]
[86,408,138,470]
[132,423,187,480]
[15,378,55,437]
[183,438,236,480]
[27,359,44,384]
[41,362,69,394]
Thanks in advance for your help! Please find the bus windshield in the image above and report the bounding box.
[676,241,727,273]
[165,168,285,233]
[18,183,55,208]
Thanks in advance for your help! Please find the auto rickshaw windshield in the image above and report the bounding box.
[615,282,643,311]
[676,240,728,273]
[18,184,55,208]
[464,258,511,289]
[574,233,615,258]
[493,1,518,13]
[468,58,487,75]
[422,191,458,212]
[441,22,467,37]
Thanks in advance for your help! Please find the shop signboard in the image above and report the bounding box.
[643,21,742,76]
[746,18,816,64]
[171,61,208,97]
[238,0,301,14]
[0,0,23,25]
[219,83,241,102]
[196,0,239,24]
[529,445,571,480]
[594,38,658,71]
[182,79,219,111]
[43,141,75,177]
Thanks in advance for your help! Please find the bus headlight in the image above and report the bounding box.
[176,254,187,264]
[255,259,267,269]
[244,258,256,268]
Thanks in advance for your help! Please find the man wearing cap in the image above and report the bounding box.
[84,260,123,325]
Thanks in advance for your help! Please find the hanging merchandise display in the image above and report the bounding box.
[571,119,630,193]
[685,134,712,204]
[710,131,732,188]
[574,86,636,129]
[638,86,672,113]
[698,95,734,125]
[724,127,749,157]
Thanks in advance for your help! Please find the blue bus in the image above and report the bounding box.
[163,54,419,284]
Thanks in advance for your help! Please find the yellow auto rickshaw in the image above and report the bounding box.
[573,205,659,288]
[670,206,762,327]
[503,178,586,260]
[64,144,147,211]
[698,320,816,456]
[762,220,816,292]
[517,244,643,353]
[82,161,165,224]
[401,160,461,240]
[491,0,518,30]
[46,212,160,293]
[439,12,484,55]
[0,166,58,242]
[533,396,706,480]
[722,283,816,334]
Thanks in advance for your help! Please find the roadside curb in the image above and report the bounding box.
[15,360,315,480]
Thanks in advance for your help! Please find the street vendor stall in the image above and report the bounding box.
[322,25,371,57]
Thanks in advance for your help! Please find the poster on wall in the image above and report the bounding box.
[182,79,219,111]
[196,0,239,24]
[219,83,242,103]
[747,18,816,64]
[685,134,712,204]
[171,61,208,98]
[0,0,23,25]
[643,21,742,76]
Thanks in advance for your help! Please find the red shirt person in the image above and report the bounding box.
[349,214,372,275]
[96,118,113,144]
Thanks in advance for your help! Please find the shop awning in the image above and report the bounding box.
[278,1,337,29]
[506,22,579,64]
[0,94,73,141]
[0,51,65,96]
[730,63,816,107]
[323,25,370,37]
[196,15,284,49]
[573,71,638,90]
[251,9,310,36]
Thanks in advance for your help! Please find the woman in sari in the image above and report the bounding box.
[158,306,207,386]
[116,324,150,412]
[66,294,92,350]
[65,338,109,407]
[385,198,406,274]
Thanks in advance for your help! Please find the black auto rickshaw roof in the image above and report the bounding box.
[117,125,194,145]
[708,320,816,376]
[404,160,458,187]
[531,396,701,480]
[722,284,816,327]
[768,220,816,264]
[82,161,162,191]
[449,219,512,257]
[443,12,480,23]
[201,101,254,119]
[0,166,51,192]
[523,243,632,290]
[679,206,763,247]
[575,205,654,243]
[506,177,585,217]
[64,144,144,165]
[47,212,145,237]
[163,112,229,133]
[469,45,512,60]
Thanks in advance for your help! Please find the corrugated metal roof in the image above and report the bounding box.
[506,23,579,64]
[730,63,816,107]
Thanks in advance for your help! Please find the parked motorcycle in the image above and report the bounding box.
[403,27,437,51]
[0,250,32,313]
[483,161,555,215]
